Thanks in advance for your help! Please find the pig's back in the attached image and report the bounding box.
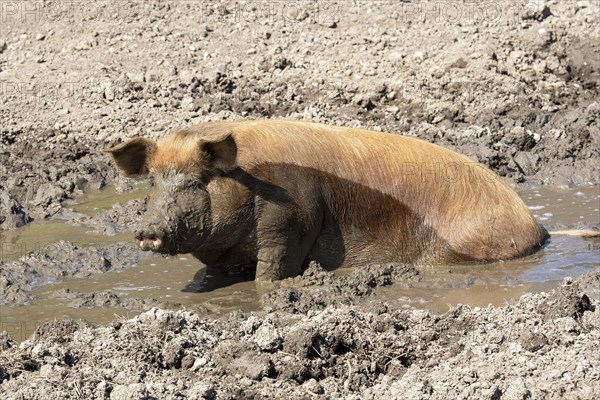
[205,120,547,263]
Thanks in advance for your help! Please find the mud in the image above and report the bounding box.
[0,219,598,400]
[46,288,184,313]
[1,0,599,229]
[1,0,600,398]
[0,241,148,306]
[3,185,596,312]
[68,197,148,237]
[0,270,599,399]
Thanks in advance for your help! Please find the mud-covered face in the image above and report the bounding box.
[136,170,211,254]
[106,129,238,255]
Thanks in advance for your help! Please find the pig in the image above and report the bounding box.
[106,120,548,281]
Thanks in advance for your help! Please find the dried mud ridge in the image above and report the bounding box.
[1,267,599,399]
[1,0,599,230]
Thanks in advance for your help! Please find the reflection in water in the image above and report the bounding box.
[0,185,598,341]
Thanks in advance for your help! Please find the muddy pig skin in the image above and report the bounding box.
[106,120,548,281]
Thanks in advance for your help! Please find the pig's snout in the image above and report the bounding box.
[135,229,165,251]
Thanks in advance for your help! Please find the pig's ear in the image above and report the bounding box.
[200,134,237,173]
[105,138,157,177]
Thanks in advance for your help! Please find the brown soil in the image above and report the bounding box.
[1,1,599,398]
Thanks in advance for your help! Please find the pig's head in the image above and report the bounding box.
[106,130,237,255]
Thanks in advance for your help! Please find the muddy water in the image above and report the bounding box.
[0,221,133,263]
[0,185,598,341]
[0,256,259,339]
[380,185,600,312]
[0,185,148,263]
[69,184,149,216]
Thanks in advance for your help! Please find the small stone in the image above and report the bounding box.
[126,72,145,83]
[303,378,323,394]
[181,96,200,112]
[287,8,300,20]
[178,69,196,85]
[488,332,504,345]
[414,51,426,61]
[165,63,178,76]
[181,354,195,369]
[188,382,215,398]
[514,152,540,176]
[35,33,45,41]
[555,317,580,334]
[520,329,548,352]
[586,102,600,112]
[522,1,552,21]
[191,357,207,371]
[104,86,115,101]
[530,131,541,142]
[253,323,282,351]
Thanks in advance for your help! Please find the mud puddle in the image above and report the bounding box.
[375,185,600,312]
[0,184,148,263]
[0,256,260,341]
[1,185,598,341]
[0,221,133,263]
[68,184,149,217]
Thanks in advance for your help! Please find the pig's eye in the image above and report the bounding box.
[183,180,204,190]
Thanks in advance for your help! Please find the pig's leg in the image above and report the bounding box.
[254,202,306,280]
[255,235,303,281]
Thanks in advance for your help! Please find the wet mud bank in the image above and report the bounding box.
[0,240,148,307]
[1,269,599,399]
[0,183,598,398]
[1,0,599,230]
